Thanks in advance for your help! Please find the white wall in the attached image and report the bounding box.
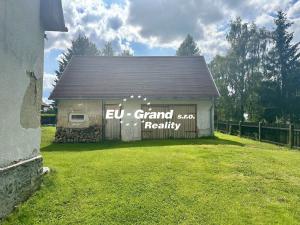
[0,0,44,167]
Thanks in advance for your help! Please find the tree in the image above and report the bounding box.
[54,35,99,83]
[225,19,269,121]
[101,42,115,56]
[264,11,300,122]
[210,12,300,123]
[52,35,99,110]
[210,18,270,121]
[244,24,270,121]
[176,34,200,56]
[209,55,234,120]
[119,50,133,56]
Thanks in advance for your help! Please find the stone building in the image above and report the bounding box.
[50,56,219,142]
[0,0,67,218]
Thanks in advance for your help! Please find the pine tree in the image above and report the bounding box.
[265,11,300,122]
[176,34,200,56]
[54,35,99,83]
[52,35,99,110]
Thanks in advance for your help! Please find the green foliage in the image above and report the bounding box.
[54,35,100,82]
[264,11,300,122]
[41,114,56,125]
[176,34,200,56]
[52,35,100,110]
[4,127,300,224]
[101,42,114,56]
[210,19,269,121]
[41,114,56,117]
[119,49,133,56]
[210,12,300,123]
[209,55,234,120]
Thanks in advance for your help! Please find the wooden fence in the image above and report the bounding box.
[215,121,300,149]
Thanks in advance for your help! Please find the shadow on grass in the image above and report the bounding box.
[41,136,244,152]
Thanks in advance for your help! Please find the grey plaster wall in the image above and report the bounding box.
[57,100,103,128]
[0,0,44,167]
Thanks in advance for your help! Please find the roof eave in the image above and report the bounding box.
[41,0,68,32]
[49,95,219,100]
[44,26,68,32]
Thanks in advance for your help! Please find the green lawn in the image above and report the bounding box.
[3,127,300,225]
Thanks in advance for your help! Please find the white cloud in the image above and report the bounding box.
[45,0,135,54]
[44,0,300,59]
[128,0,224,43]
[43,73,56,92]
[288,1,300,19]
[197,26,229,61]
[255,14,274,29]
[42,97,53,105]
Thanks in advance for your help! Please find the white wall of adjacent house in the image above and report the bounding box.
[0,0,44,167]
[56,98,214,142]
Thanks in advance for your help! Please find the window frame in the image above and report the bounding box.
[69,113,86,122]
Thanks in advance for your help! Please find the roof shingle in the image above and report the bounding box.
[50,56,219,100]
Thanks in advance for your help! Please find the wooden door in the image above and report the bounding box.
[169,105,197,139]
[105,104,121,140]
[141,105,170,139]
[141,104,197,139]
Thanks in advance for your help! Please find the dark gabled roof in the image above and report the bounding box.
[50,56,219,100]
[41,0,68,32]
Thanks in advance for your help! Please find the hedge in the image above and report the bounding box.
[41,114,56,125]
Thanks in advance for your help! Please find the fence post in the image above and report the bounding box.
[229,121,232,135]
[227,121,230,134]
[239,121,242,137]
[289,123,294,148]
[258,122,262,142]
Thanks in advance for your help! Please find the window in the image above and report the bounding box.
[70,114,85,122]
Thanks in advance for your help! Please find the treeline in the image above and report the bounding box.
[52,12,300,123]
[52,36,132,111]
[209,11,300,123]
[55,36,132,84]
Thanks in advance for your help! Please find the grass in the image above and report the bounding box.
[3,127,300,225]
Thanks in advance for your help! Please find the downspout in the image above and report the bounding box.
[101,99,104,141]
[209,97,214,136]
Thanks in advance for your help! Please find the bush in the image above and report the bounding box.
[41,114,56,125]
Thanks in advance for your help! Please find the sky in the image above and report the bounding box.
[43,0,300,104]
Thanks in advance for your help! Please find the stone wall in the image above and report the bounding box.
[0,156,43,219]
[55,126,103,143]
